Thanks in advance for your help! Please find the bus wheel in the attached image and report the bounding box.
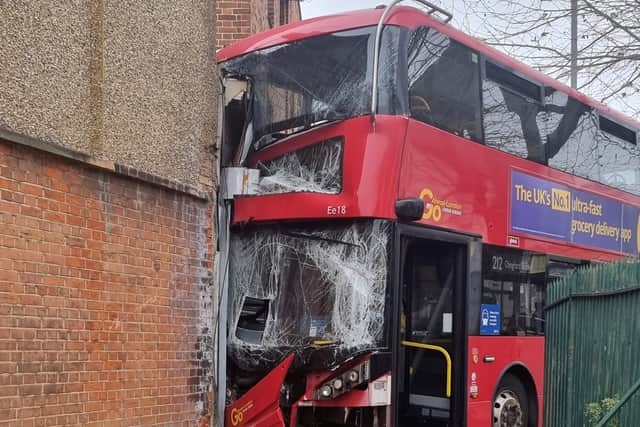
[493,374,528,427]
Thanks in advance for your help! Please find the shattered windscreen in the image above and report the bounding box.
[256,137,343,195]
[227,220,391,371]
[220,25,404,150]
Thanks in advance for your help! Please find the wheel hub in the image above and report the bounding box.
[493,390,524,427]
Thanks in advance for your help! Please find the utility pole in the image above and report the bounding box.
[571,0,578,89]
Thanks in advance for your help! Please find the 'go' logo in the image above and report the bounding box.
[420,188,442,222]
[230,408,243,426]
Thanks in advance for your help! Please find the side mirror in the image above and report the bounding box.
[395,198,424,221]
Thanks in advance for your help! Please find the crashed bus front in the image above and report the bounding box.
[216,15,404,427]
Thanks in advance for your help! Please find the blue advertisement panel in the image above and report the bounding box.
[510,170,640,255]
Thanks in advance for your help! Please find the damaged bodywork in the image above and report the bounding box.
[227,221,391,374]
[216,20,403,424]
[218,24,402,178]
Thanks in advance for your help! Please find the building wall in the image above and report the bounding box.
[0,138,214,426]
[0,1,218,191]
[1,0,303,189]
[216,0,252,49]
[0,1,301,425]
[216,0,301,49]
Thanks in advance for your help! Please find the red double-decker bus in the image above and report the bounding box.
[215,2,640,426]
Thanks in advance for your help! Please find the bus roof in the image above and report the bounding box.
[216,6,640,132]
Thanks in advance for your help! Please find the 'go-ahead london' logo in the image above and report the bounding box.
[419,187,463,222]
[230,408,243,426]
[230,401,254,426]
[419,188,441,221]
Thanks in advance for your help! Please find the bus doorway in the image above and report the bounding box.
[395,229,476,427]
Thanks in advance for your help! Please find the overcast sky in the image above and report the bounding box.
[300,0,384,18]
[298,0,638,118]
[300,1,481,33]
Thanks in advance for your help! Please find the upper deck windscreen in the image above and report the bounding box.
[220,26,404,150]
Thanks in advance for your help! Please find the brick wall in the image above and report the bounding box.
[0,2,303,425]
[0,139,214,426]
[216,0,302,49]
[216,0,252,49]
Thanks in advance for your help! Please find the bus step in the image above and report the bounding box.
[409,393,450,419]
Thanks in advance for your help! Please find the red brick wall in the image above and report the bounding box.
[216,0,302,49]
[216,0,252,49]
[0,139,214,426]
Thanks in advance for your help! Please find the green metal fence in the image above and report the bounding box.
[544,261,640,426]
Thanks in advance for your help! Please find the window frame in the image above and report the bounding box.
[598,114,638,146]
[482,59,544,105]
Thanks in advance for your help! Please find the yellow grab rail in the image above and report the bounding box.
[401,340,452,397]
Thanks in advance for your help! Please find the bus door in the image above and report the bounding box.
[394,227,480,427]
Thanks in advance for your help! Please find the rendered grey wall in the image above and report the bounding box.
[0,1,217,189]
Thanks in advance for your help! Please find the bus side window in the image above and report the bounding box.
[597,117,640,196]
[482,64,543,160]
[407,26,482,142]
[542,90,600,183]
[482,61,601,183]
[482,246,548,336]
[519,281,545,335]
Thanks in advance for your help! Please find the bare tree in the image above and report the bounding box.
[443,0,640,119]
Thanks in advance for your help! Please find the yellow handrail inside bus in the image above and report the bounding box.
[401,340,452,398]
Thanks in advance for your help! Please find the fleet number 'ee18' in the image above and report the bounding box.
[327,205,347,216]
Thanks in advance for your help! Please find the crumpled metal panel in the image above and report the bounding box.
[227,220,391,372]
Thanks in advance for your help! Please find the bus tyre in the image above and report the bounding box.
[493,374,528,427]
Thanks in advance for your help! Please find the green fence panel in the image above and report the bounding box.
[545,262,640,426]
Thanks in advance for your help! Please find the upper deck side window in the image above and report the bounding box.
[481,59,640,196]
[407,26,483,142]
[599,116,637,145]
[597,116,640,194]
[485,61,542,102]
[400,23,640,196]
[481,61,594,166]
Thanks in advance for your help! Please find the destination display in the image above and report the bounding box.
[510,170,640,255]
